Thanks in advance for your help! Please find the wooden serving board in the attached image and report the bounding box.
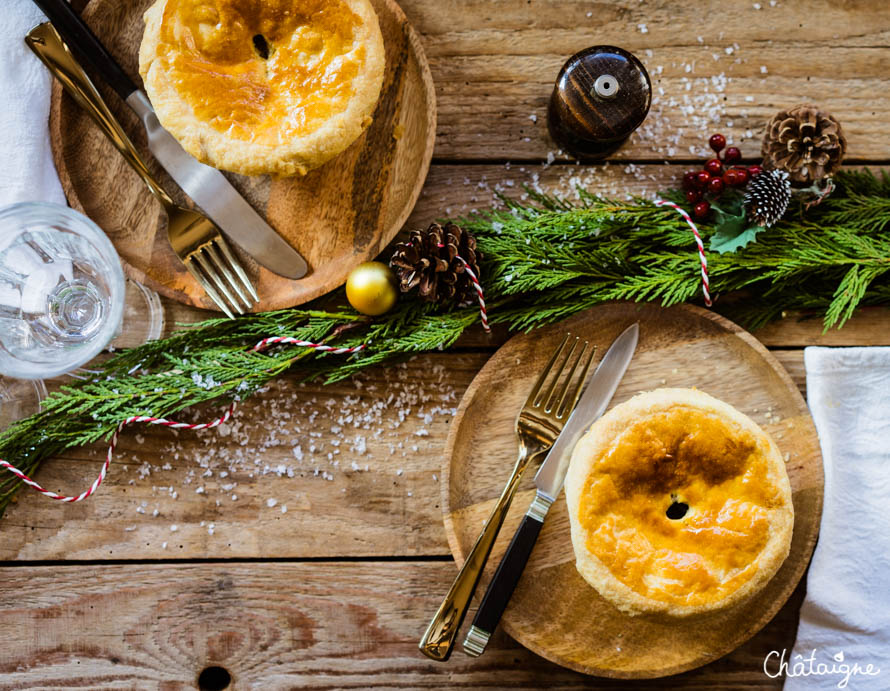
[442,303,824,678]
[50,0,436,312]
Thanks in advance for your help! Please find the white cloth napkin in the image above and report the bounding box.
[782,347,890,690]
[0,0,64,208]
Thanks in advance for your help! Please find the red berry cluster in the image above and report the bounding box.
[682,134,763,219]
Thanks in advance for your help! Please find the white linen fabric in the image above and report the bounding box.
[0,0,64,208]
[782,347,890,690]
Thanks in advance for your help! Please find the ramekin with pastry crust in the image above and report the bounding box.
[139,0,386,177]
[564,388,793,618]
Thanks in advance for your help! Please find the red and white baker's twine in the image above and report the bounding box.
[455,256,490,333]
[251,337,366,355]
[0,335,368,503]
[0,258,492,502]
[0,404,237,502]
[654,199,713,307]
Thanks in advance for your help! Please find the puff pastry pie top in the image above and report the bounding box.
[564,388,794,618]
[139,0,386,176]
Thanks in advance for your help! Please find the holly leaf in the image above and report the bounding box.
[709,221,766,254]
[707,192,765,254]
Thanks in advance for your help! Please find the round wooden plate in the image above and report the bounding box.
[442,303,823,678]
[50,0,436,312]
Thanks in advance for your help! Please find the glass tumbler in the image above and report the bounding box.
[0,202,126,379]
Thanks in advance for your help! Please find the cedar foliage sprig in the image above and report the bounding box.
[0,169,887,512]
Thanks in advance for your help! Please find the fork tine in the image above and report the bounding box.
[182,259,235,319]
[526,333,570,406]
[555,342,597,418]
[192,250,244,316]
[541,336,579,412]
[213,234,259,303]
[205,241,252,310]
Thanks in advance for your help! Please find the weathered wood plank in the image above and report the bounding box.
[0,561,798,689]
[0,354,487,560]
[1,348,806,561]
[394,0,890,160]
[144,162,890,347]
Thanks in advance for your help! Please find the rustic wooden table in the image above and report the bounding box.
[2,0,888,688]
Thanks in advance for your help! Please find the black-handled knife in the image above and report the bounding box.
[31,0,137,100]
[463,323,640,657]
[28,0,309,279]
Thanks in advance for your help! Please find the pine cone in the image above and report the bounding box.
[744,169,792,227]
[761,104,846,184]
[389,222,481,304]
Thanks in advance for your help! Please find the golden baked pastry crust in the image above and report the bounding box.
[564,388,793,618]
[139,0,386,176]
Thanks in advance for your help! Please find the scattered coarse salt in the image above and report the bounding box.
[161,542,167,549]
[637,23,648,33]
[281,505,287,514]
[266,498,278,508]
[118,360,460,519]
[170,525,178,532]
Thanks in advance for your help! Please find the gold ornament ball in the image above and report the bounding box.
[345,261,398,316]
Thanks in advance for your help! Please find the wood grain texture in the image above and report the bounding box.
[443,304,823,677]
[50,0,436,311]
[399,0,890,161]
[0,353,485,561]
[14,0,890,687]
[0,561,802,690]
[0,348,809,563]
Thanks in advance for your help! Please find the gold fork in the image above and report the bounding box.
[27,23,257,319]
[419,334,596,661]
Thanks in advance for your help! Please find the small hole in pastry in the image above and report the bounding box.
[666,501,689,520]
[252,34,270,59]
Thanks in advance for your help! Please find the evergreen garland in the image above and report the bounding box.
[0,168,888,513]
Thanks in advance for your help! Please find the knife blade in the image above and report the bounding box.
[463,322,639,657]
[533,321,639,502]
[125,92,309,279]
[31,0,309,280]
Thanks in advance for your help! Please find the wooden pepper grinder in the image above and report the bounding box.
[548,46,651,159]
